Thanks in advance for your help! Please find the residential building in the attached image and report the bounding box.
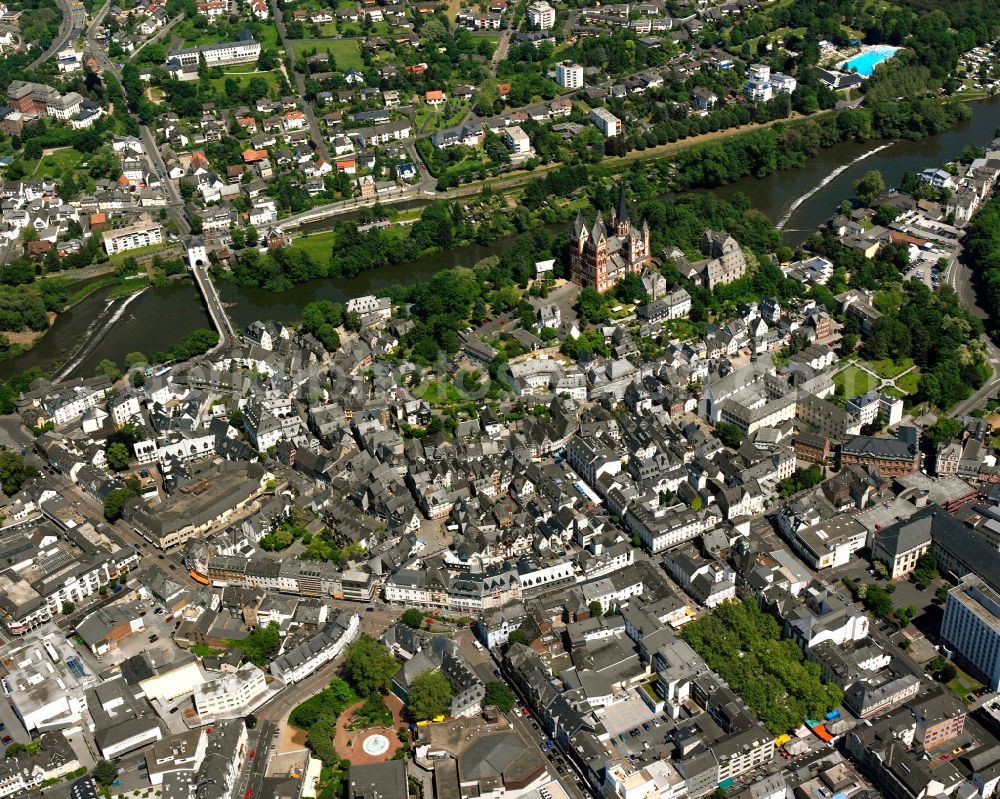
[194,663,268,719]
[941,574,1000,691]
[556,61,584,89]
[269,612,360,684]
[526,0,555,28]
[744,64,772,101]
[102,222,163,254]
[589,107,622,137]
[503,125,531,155]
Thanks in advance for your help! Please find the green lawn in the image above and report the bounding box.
[896,368,922,395]
[289,230,336,261]
[176,21,226,47]
[255,23,280,48]
[418,100,470,133]
[420,379,467,405]
[209,70,281,93]
[948,665,984,703]
[834,365,879,400]
[29,147,87,178]
[293,38,363,69]
[864,357,914,380]
[337,21,390,36]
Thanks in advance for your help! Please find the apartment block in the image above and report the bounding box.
[102,222,163,254]
[942,574,1000,691]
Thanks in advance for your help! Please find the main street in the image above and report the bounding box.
[234,720,277,799]
[28,0,86,69]
[83,0,116,76]
[140,123,192,235]
[944,239,1000,416]
[269,0,330,164]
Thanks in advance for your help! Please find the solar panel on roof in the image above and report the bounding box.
[66,657,86,678]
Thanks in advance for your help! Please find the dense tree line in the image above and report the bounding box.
[680,599,842,734]
[866,282,988,409]
[289,677,357,767]
[967,196,1000,340]
[151,329,219,363]
[671,99,969,190]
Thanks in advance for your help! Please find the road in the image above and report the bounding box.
[491,26,513,74]
[83,1,191,236]
[234,720,277,799]
[83,0,115,74]
[28,0,85,69]
[270,0,329,163]
[944,241,1000,416]
[139,124,191,235]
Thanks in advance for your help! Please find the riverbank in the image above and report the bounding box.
[3,95,998,383]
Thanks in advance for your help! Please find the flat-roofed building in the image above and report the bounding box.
[942,574,1000,691]
[102,221,163,254]
[194,662,268,720]
[589,107,621,137]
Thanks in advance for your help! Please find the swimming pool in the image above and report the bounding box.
[838,46,900,77]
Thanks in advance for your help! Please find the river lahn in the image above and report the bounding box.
[3,94,997,381]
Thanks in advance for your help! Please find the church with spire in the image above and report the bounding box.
[569,184,651,293]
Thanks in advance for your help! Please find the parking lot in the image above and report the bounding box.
[71,596,186,672]
[603,695,675,760]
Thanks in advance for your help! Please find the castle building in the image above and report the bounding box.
[570,186,651,293]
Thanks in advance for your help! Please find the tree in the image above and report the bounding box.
[408,670,452,721]
[507,628,529,646]
[577,287,609,324]
[924,417,963,447]
[474,78,499,116]
[103,486,138,520]
[0,451,38,495]
[483,681,515,713]
[93,760,119,787]
[342,635,400,697]
[714,422,743,449]
[3,743,26,758]
[105,442,131,472]
[61,601,75,615]
[95,359,122,382]
[401,608,425,629]
[854,170,885,205]
[259,528,293,550]
[589,601,603,618]
[236,622,280,667]
[125,351,147,367]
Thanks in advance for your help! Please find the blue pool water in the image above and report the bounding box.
[838,46,899,77]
